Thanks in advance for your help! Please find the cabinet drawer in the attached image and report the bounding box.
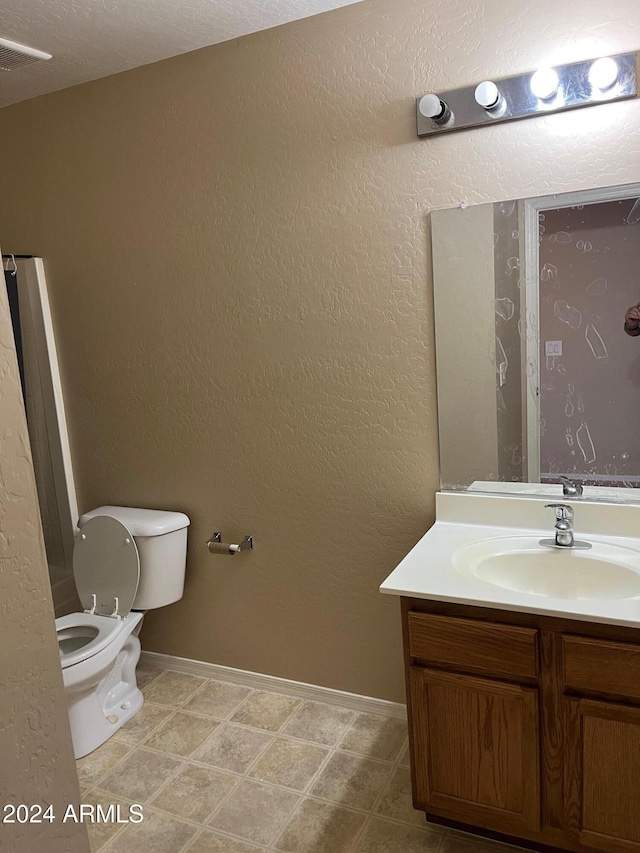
[563,635,640,701]
[407,612,538,680]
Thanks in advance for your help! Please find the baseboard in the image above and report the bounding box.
[139,651,407,720]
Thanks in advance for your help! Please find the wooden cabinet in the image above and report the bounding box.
[402,599,640,853]
[410,667,540,835]
[566,698,640,852]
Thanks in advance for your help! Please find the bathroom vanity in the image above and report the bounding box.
[385,181,640,852]
[381,492,640,853]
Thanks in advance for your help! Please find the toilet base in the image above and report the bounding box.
[68,633,144,759]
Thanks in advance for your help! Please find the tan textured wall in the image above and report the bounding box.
[0,260,87,851]
[0,0,639,701]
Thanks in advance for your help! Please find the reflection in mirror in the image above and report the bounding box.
[431,183,640,501]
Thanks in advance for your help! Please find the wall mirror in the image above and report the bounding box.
[3,255,78,613]
[432,183,640,502]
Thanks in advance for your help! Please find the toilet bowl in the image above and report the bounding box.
[56,506,189,758]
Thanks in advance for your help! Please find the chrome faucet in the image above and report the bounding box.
[541,503,591,550]
[560,475,583,497]
[545,503,574,547]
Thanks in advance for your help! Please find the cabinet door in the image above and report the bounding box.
[410,667,540,835]
[566,698,640,852]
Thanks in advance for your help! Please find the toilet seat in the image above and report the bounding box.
[57,612,129,669]
[73,515,140,618]
[58,515,142,670]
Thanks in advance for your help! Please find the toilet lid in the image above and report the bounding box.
[73,516,140,617]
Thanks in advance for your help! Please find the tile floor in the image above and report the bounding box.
[79,663,525,853]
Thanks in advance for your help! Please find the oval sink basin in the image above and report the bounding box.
[453,536,640,600]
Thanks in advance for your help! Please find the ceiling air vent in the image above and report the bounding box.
[0,37,52,71]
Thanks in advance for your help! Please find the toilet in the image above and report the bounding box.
[56,505,190,758]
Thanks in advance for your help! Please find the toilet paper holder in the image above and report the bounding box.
[206,532,253,555]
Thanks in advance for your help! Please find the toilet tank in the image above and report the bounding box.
[78,506,190,610]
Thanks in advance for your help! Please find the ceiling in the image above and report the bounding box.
[0,0,364,108]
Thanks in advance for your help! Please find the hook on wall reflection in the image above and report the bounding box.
[3,254,17,276]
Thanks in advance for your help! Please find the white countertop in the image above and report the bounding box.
[380,491,640,629]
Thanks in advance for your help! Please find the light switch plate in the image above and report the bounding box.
[545,340,563,356]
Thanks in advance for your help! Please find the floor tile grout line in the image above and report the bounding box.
[138,709,223,757]
[187,766,245,827]
[136,753,195,811]
[179,826,207,853]
[243,741,329,793]
[184,697,256,724]
[349,812,374,853]
[359,757,398,844]
[180,826,207,853]
[333,707,360,745]
[115,706,180,749]
[156,717,271,765]
[180,683,257,717]
[267,764,394,853]
[200,721,276,776]
[143,669,212,709]
[240,711,351,790]
[332,709,408,765]
[298,740,337,796]
[92,789,227,832]
[226,687,304,731]
[137,667,164,691]
[96,821,128,852]
[181,824,268,853]
[209,781,303,850]
[226,698,306,746]
[92,746,190,813]
[267,742,341,853]
[81,787,130,853]
[79,741,137,795]
[200,818,277,851]
[257,785,305,852]
[292,708,395,799]
[199,728,285,828]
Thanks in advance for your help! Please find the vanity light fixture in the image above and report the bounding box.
[589,56,619,91]
[416,51,637,137]
[530,67,559,101]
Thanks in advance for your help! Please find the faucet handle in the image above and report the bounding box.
[560,475,583,497]
[545,503,574,522]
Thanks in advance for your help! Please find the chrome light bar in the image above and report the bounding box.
[416,52,637,137]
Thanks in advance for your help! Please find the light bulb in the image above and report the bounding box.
[418,94,451,125]
[418,94,445,119]
[530,68,559,100]
[474,81,501,110]
[589,57,619,91]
